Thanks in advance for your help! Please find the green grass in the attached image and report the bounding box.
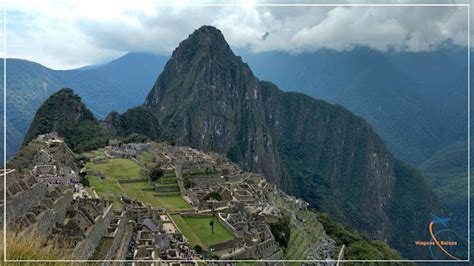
[86,158,142,180]
[86,158,192,211]
[171,215,235,248]
[88,175,123,207]
[137,151,155,165]
[80,148,107,159]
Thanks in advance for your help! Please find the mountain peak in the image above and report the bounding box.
[169,25,234,64]
[23,88,109,152]
[193,25,225,38]
[186,25,227,46]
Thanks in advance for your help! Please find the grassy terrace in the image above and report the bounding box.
[85,157,192,211]
[86,158,142,180]
[137,150,155,165]
[82,148,106,159]
[170,215,235,248]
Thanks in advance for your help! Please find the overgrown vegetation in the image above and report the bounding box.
[269,215,291,248]
[1,231,64,261]
[316,213,402,260]
[120,133,150,144]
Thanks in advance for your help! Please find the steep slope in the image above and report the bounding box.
[22,88,109,153]
[141,26,442,258]
[239,47,468,164]
[1,53,167,160]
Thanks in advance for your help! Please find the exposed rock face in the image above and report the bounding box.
[138,26,440,257]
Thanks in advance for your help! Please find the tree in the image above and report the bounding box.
[203,191,221,201]
[78,170,87,178]
[121,133,150,144]
[194,245,203,254]
[80,176,91,187]
[209,219,214,234]
[149,164,164,182]
[269,215,291,248]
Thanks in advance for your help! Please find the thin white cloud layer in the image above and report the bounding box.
[3,1,470,69]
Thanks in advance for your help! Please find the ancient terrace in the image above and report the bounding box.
[4,133,342,262]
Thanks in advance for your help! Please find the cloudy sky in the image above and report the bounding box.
[2,0,470,69]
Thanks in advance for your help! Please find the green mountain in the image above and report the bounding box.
[23,88,109,153]
[126,26,443,258]
[0,53,168,159]
[104,106,161,139]
[420,141,471,238]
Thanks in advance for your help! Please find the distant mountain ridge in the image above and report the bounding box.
[1,53,168,159]
[3,45,467,167]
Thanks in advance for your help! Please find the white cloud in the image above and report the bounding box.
[3,1,470,69]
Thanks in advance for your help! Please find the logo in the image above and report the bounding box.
[415,214,467,260]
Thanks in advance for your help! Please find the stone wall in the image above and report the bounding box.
[104,211,128,260]
[209,238,242,252]
[35,190,73,236]
[117,178,147,184]
[6,183,48,219]
[218,213,241,237]
[74,203,115,259]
